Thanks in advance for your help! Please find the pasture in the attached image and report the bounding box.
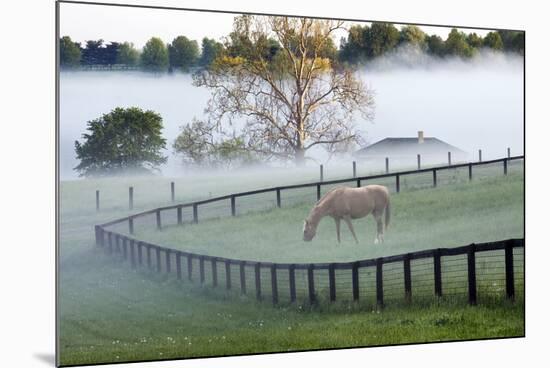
[58,160,524,365]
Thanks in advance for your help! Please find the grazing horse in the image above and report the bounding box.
[302,185,391,244]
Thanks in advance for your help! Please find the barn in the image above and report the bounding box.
[354,131,468,169]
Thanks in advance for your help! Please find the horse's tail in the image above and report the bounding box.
[384,198,391,230]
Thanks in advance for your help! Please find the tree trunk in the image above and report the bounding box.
[295,147,306,167]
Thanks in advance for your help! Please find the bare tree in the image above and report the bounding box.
[190,15,375,165]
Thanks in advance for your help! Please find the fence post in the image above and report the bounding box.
[129,217,134,235]
[417,154,421,170]
[328,263,336,302]
[122,237,128,260]
[504,159,508,175]
[254,263,261,301]
[448,151,452,166]
[225,260,231,290]
[320,165,324,182]
[434,249,442,297]
[271,264,278,305]
[307,264,316,304]
[385,157,389,173]
[478,149,482,162]
[146,244,152,269]
[289,265,296,303]
[193,204,198,224]
[187,255,193,281]
[468,163,473,181]
[156,247,161,273]
[316,183,321,201]
[96,190,100,212]
[176,252,182,280]
[404,254,412,303]
[107,232,113,254]
[177,206,183,225]
[276,189,281,208]
[356,179,361,188]
[156,210,162,230]
[352,262,359,301]
[231,196,236,216]
[211,258,218,287]
[376,258,384,307]
[432,169,437,188]
[240,261,247,294]
[199,256,205,284]
[505,240,515,301]
[171,182,175,202]
[467,244,477,305]
[165,250,171,274]
[137,242,143,266]
[395,174,400,193]
[507,147,511,159]
[130,240,136,269]
[129,186,134,210]
[352,161,357,178]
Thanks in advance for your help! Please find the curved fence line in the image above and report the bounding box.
[99,155,523,228]
[94,155,525,307]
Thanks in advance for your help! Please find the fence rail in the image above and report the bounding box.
[94,155,524,307]
[99,155,523,228]
[95,227,524,306]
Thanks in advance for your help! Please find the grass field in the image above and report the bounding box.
[58,160,524,366]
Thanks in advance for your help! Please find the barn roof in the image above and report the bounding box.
[355,137,467,156]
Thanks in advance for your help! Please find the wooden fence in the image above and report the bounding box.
[93,155,524,306]
[95,228,524,306]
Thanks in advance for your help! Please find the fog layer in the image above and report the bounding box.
[59,51,523,180]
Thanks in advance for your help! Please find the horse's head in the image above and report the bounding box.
[303,219,316,241]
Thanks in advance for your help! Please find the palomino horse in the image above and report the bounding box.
[302,185,391,244]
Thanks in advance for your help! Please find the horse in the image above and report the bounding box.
[302,185,391,244]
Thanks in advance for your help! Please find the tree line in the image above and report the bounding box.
[60,23,524,70]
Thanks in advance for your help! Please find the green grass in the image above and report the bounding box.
[58,162,524,366]
[131,172,524,263]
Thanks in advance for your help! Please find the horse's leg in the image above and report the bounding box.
[373,211,384,244]
[343,216,359,244]
[334,217,341,244]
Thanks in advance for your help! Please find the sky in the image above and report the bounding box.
[59,1,491,49]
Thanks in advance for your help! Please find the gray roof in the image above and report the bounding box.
[355,137,466,156]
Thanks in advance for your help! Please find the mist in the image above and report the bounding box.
[59,50,523,180]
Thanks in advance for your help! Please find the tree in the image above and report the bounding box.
[498,30,524,54]
[141,37,169,71]
[168,36,199,71]
[81,39,105,65]
[199,37,224,67]
[364,22,400,58]
[426,35,446,56]
[339,25,368,64]
[104,42,120,65]
[117,42,139,66]
[59,36,81,68]
[466,32,483,49]
[399,25,426,48]
[189,15,375,165]
[173,119,259,168]
[445,29,473,57]
[483,32,504,50]
[74,107,167,177]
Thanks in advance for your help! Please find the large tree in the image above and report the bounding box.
[187,16,374,165]
[168,36,199,71]
[74,107,167,177]
[199,37,225,68]
[117,42,140,66]
[141,37,169,71]
[59,36,81,68]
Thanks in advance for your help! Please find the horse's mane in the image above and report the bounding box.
[314,186,341,207]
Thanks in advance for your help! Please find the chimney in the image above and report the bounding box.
[418,131,424,144]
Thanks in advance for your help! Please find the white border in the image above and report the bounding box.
[3,0,548,367]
